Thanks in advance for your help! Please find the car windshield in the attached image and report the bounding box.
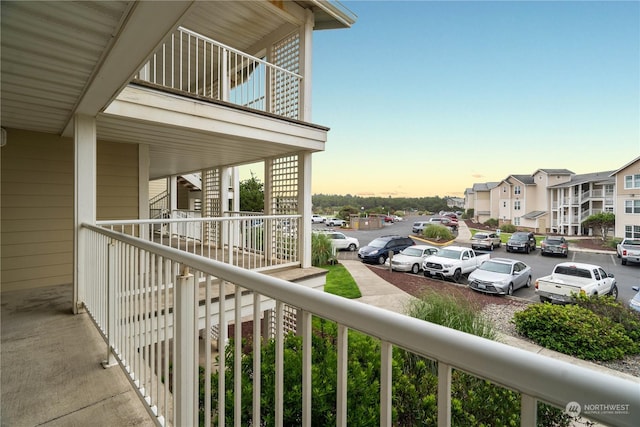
[625,240,640,246]
[368,238,388,248]
[436,249,462,259]
[401,247,423,256]
[474,234,488,239]
[511,234,528,241]
[479,261,512,274]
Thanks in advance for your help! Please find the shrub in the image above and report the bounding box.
[405,292,496,340]
[483,218,499,228]
[573,293,640,343]
[311,232,334,266]
[514,303,637,361]
[422,224,454,241]
[500,223,517,233]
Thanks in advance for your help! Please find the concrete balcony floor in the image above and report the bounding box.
[1,284,156,426]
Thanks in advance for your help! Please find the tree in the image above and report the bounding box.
[582,212,615,241]
[239,173,264,212]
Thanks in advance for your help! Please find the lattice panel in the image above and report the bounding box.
[270,155,298,215]
[202,168,221,243]
[271,32,300,119]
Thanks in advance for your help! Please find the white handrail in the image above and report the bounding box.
[82,223,639,427]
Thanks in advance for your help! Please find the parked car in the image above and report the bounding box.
[358,235,415,265]
[468,258,532,296]
[422,246,491,282]
[385,244,438,274]
[384,215,394,223]
[326,218,346,227]
[320,231,359,252]
[470,232,502,251]
[535,262,617,303]
[629,286,640,312]
[540,236,568,257]
[412,221,429,235]
[616,238,640,265]
[311,214,326,224]
[506,231,536,253]
[393,215,403,222]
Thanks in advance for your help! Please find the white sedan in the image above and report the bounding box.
[323,231,359,252]
[385,244,438,274]
[326,218,346,227]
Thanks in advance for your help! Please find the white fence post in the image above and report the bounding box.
[175,267,197,426]
[102,239,118,368]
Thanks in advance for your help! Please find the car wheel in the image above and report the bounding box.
[540,296,550,303]
[490,243,494,251]
[423,271,431,278]
[506,247,510,253]
[411,263,420,274]
[525,246,530,254]
[540,251,545,256]
[609,285,618,300]
[563,252,568,258]
[622,259,627,265]
[525,276,531,288]
[378,255,386,265]
[507,283,514,296]
[617,252,621,259]
[348,243,357,252]
[452,269,462,283]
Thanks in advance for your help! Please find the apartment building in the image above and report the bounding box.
[464,158,638,237]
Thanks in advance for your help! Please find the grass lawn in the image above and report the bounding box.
[322,263,362,299]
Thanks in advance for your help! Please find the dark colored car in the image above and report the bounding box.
[540,236,569,257]
[506,231,536,253]
[357,235,415,265]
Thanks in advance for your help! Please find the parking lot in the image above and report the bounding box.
[316,216,640,304]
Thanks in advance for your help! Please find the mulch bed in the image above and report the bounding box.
[366,264,521,309]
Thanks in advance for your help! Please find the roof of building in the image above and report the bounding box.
[535,168,575,175]
[472,182,499,192]
[522,210,547,219]
[548,170,616,188]
[508,174,536,185]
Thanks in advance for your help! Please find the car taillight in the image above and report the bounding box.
[623,250,628,256]
[535,280,539,289]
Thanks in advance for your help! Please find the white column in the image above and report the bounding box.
[231,166,240,212]
[74,114,97,314]
[138,145,149,220]
[169,175,178,236]
[300,9,314,121]
[298,152,312,267]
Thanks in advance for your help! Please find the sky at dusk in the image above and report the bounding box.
[306,0,640,198]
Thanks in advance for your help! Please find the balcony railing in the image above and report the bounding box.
[81,223,639,427]
[135,27,303,120]
[98,214,301,272]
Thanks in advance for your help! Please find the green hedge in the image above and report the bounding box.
[514,302,638,361]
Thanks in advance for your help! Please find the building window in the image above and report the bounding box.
[514,217,521,226]
[625,225,640,238]
[503,201,507,208]
[624,200,640,214]
[605,206,614,213]
[503,186,507,193]
[624,174,640,189]
[514,186,521,195]
[514,200,521,210]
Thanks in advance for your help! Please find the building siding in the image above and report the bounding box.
[1,130,139,292]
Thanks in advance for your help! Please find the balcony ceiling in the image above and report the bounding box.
[0,1,352,177]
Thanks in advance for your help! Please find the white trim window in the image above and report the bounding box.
[625,225,640,238]
[604,206,614,213]
[514,200,521,211]
[624,174,640,189]
[514,185,521,195]
[514,217,521,226]
[624,199,640,214]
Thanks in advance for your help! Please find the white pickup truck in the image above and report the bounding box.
[535,262,618,303]
[422,246,490,282]
[616,238,640,266]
